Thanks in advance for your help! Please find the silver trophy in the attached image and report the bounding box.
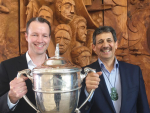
[17,44,96,113]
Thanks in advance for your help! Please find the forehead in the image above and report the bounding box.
[55,30,71,38]
[39,10,53,17]
[96,32,113,41]
[78,21,86,27]
[28,21,50,33]
[80,51,91,56]
[62,0,75,5]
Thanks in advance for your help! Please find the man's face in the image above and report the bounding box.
[59,0,75,21]
[25,21,50,56]
[26,1,33,23]
[92,32,117,61]
[76,21,87,43]
[55,30,71,54]
[76,51,91,67]
[38,10,53,26]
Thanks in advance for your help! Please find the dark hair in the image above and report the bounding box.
[93,26,117,45]
[26,17,51,36]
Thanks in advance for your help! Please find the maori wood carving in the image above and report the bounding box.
[0,0,19,62]
[0,0,150,107]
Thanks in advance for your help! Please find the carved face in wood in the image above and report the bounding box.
[76,21,87,43]
[38,6,53,26]
[75,51,91,67]
[26,1,33,23]
[55,30,71,54]
[25,21,50,56]
[26,0,39,23]
[54,24,72,54]
[57,0,75,23]
[71,46,91,67]
[92,32,118,62]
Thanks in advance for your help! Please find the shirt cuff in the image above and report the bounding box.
[7,94,19,110]
[84,87,94,102]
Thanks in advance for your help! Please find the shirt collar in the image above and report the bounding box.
[26,51,48,66]
[98,58,119,70]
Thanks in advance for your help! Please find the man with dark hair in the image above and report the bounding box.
[78,26,150,113]
[0,17,51,113]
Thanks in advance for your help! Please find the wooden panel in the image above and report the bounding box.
[0,0,19,62]
[127,0,150,106]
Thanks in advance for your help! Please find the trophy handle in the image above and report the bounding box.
[75,67,96,113]
[17,69,40,113]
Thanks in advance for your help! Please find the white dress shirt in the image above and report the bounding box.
[8,51,48,110]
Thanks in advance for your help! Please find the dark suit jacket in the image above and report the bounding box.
[78,60,150,113]
[0,54,36,113]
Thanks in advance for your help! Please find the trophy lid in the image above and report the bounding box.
[33,44,81,73]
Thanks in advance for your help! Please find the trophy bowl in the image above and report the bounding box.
[17,44,95,113]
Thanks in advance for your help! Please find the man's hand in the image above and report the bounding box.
[8,76,28,104]
[85,71,102,93]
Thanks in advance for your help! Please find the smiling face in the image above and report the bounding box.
[92,32,118,62]
[55,30,71,54]
[25,21,50,56]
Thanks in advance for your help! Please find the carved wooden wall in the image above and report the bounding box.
[0,0,150,107]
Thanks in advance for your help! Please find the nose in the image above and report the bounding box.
[37,35,43,43]
[103,40,109,47]
[85,29,87,35]
[26,10,27,15]
[70,5,74,14]
[59,38,64,45]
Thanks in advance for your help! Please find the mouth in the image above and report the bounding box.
[100,47,112,53]
[102,50,110,53]
[59,46,64,50]
[67,15,73,19]
[35,44,45,48]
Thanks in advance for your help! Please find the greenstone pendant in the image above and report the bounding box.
[110,87,118,101]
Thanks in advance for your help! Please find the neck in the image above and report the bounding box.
[28,52,47,66]
[100,58,115,72]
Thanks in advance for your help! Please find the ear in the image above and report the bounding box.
[25,32,28,42]
[92,44,96,53]
[115,41,118,49]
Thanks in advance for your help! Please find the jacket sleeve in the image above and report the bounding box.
[77,67,94,113]
[0,62,12,113]
[137,67,150,113]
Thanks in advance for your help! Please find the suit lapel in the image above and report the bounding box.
[92,60,116,112]
[16,53,36,105]
[119,61,128,112]
[17,53,28,71]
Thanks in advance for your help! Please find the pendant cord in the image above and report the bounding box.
[101,67,118,88]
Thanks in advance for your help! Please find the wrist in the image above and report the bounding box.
[8,91,18,104]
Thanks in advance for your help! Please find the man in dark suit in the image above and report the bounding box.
[0,17,51,113]
[78,26,150,113]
